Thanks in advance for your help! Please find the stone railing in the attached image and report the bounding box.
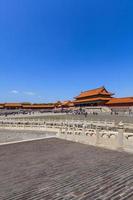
[0,119,133,153]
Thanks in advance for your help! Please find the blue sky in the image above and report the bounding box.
[0,0,133,102]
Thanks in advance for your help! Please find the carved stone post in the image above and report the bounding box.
[117,122,124,151]
[44,121,47,130]
[57,126,62,138]
[96,126,100,146]
[82,122,87,143]
[82,122,86,134]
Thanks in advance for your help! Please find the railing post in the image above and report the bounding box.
[57,126,61,138]
[117,122,124,151]
[96,126,100,146]
[44,122,47,130]
[72,122,75,135]
[82,122,86,134]
[65,122,69,140]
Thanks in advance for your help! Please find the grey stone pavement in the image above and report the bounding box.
[0,129,56,144]
[0,138,133,200]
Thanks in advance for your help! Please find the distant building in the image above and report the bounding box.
[58,101,74,109]
[4,103,22,109]
[22,103,55,110]
[106,97,133,107]
[74,86,113,107]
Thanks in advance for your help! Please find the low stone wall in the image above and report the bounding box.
[0,119,133,153]
[58,126,133,153]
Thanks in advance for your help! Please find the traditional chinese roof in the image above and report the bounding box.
[61,101,71,106]
[4,103,22,107]
[58,101,74,107]
[0,105,4,108]
[22,104,55,109]
[75,87,113,99]
[74,97,111,104]
[106,97,133,105]
[22,105,32,108]
[68,102,75,107]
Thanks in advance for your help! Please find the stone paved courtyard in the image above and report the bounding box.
[0,138,133,200]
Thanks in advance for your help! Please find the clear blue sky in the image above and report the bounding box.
[0,0,133,102]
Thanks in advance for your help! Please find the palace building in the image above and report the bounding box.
[106,97,133,107]
[22,103,55,110]
[57,101,74,109]
[0,103,55,110]
[4,103,23,110]
[74,87,113,107]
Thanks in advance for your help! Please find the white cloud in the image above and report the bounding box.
[10,90,19,94]
[23,91,36,96]
[10,90,38,97]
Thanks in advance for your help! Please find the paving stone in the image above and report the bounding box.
[0,138,133,200]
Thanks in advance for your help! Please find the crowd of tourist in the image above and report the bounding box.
[0,106,133,118]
